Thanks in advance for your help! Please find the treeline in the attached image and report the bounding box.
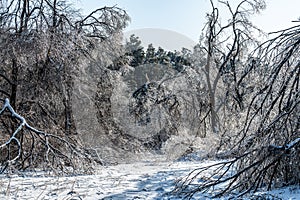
[109,34,192,72]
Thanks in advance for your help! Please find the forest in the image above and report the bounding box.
[0,0,299,199]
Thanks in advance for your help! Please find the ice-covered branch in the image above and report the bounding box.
[0,98,26,162]
[268,137,300,153]
[174,137,300,198]
[0,98,95,174]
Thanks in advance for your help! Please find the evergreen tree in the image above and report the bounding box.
[144,44,157,64]
[125,34,145,67]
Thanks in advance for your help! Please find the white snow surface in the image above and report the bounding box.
[0,157,299,199]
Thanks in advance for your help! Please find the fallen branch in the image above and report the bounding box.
[173,137,300,199]
[0,98,96,175]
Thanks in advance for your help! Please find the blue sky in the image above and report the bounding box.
[75,0,210,42]
[75,0,300,43]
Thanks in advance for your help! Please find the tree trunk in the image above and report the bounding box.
[10,59,18,109]
[63,71,76,135]
[204,54,219,134]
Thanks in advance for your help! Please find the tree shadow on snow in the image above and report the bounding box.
[101,167,191,200]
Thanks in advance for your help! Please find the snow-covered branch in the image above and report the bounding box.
[174,136,300,198]
[268,137,300,153]
[0,98,95,174]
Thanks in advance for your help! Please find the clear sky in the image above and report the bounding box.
[74,0,300,43]
[75,0,209,42]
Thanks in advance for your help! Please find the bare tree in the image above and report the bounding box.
[193,0,265,133]
[0,0,129,173]
[173,9,300,200]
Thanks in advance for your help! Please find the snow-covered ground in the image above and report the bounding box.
[0,159,299,199]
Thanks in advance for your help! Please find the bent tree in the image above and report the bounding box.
[174,1,299,199]
[0,0,129,173]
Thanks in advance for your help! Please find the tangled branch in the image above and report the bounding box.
[0,98,96,174]
[172,1,299,199]
[173,137,300,199]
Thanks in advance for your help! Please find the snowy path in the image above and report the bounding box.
[0,161,203,200]
[0,160,299,199]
